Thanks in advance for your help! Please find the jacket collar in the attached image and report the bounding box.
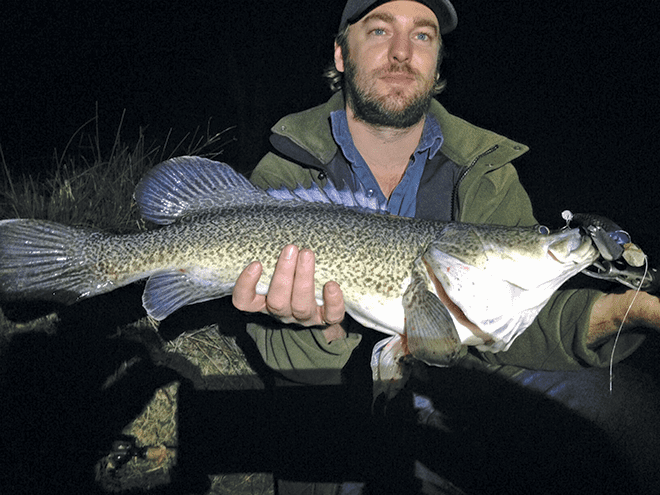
[270,91,529,170]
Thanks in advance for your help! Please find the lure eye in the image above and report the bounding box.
[608,230,630,246]
[537,225,550,235]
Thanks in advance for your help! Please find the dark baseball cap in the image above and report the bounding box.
[339,0,458,34]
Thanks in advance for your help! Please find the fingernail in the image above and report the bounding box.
[284,245,297,260]
[300,248,314,262]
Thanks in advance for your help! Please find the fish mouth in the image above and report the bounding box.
[547,229,595,263]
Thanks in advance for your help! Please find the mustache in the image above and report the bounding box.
[374,63,419,77]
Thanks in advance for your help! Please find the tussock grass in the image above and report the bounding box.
[0,116,273,494]
[0,111,233,231]
[100,324,271,493]
[165,325,264,390]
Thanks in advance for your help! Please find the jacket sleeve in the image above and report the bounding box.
[475,289,646,371]
[460,164,646,371]
[245,152,362,385]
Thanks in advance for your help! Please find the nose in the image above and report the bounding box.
[389,32,412,64]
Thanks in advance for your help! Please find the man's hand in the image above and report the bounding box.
[232,245,347,342]
[588,290,660,345]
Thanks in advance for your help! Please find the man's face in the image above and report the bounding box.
[335,0,441,128]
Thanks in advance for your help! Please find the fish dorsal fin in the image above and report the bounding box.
[266,180,387,214]
[134,156,268,225]
[134,156,387,225]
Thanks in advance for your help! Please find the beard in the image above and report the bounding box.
[343,56,436,129]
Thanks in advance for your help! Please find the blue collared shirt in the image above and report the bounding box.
[330,110,444,218]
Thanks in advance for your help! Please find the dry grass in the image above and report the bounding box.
[0,112,233,231]
[0,307,274,494]
[97,322,273,494]
[96,379,180,493]
[165,326,264,390]
[0,117,274,494]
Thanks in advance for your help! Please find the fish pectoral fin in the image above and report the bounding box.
[142,271,233,321]
[403,264,463,367]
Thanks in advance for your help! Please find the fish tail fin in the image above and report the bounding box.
[0,219,108,304]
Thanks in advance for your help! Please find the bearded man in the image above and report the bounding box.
[232,1,660,493]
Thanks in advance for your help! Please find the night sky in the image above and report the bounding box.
[2,0,659,257]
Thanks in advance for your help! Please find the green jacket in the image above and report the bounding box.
[247,92,645,384]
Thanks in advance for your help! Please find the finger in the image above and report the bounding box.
[321,281,345,325]
[232,261,266,312]
[265,245,299,317]
[290,249,320,323]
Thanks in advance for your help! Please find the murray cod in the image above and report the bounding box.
[0,157,598,367]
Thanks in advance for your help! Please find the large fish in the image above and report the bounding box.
[0,157,598,370]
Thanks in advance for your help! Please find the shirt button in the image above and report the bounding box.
[366,189,374,197]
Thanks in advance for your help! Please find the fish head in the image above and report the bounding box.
[425,224,598,291]
[502,227,598,288]
[421,224,599,350]
[545,227,598,265]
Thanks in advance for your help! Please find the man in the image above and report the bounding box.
[232,0,660,492]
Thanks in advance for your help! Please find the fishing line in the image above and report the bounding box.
[609,255,648,393]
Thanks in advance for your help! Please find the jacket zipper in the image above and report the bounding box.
[451,145,499,221]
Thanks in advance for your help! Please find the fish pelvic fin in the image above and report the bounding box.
[371,335,409,400]
[403,259,463,366]
[134,156,269,225]
[0,219,113,304]
[142,271,234,321]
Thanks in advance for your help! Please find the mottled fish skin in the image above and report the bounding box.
[0,157,599,364]
[0,199,437,326]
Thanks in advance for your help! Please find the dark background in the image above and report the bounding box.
[1,2,660,493]
[1,0,659,254]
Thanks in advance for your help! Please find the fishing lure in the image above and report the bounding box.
[562,210,654,391]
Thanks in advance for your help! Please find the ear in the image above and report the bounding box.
[334,41,345,73]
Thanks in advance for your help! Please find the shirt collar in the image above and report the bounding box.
[330,110,444,161]
[329,110,444,217]
[417,113,444,159]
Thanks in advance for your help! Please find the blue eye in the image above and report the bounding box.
[416,33,430,41]
[372,28,386,36]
